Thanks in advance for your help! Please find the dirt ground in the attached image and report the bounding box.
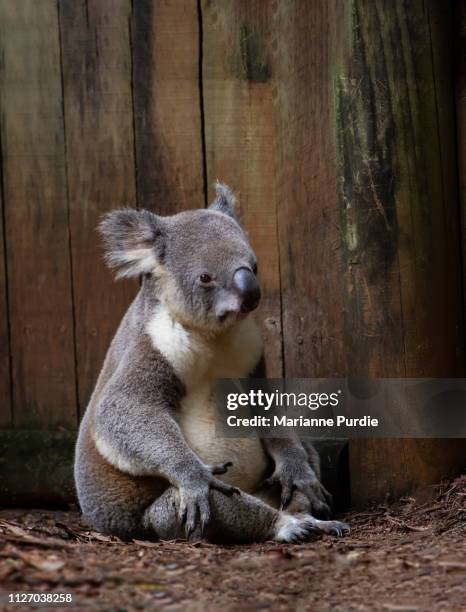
[0,476,464,612]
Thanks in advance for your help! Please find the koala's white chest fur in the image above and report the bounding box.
[147,306,269,492]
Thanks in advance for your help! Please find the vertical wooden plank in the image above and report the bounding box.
[201,1,283,376]
[0,0,77,429]
[59,0,137,414]
[428,2,463,367]
[0,174,11,427]
[132,0,204,214]
[456,0,466,328]
[272,2,345,378]
[333,0,404,380]
[333,0,464,505]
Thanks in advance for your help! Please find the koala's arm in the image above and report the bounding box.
[93,338,236,534]
[249,356,331,516]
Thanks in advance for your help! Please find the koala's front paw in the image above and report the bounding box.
[274,513,350,543]
[261,458,332,519]
[178,465,239,539]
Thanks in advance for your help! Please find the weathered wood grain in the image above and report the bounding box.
[59,0,137,415]
[0,173,11,427]
[0,0,77,428]
[333,0,464,505]
[271,1,346,378]
[132,0,204,214]
[201,0,283,376]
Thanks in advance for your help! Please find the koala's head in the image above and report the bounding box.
[100,183,260,331]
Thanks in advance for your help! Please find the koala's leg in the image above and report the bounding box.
[143,486,275,542]
[75,421,165,540]
[143,486,348,544]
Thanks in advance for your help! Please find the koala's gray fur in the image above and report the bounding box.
[74,183,349,543]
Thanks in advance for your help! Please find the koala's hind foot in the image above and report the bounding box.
[274,513,350,543]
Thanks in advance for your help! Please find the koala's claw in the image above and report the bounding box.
[309,518,350,537]
[260,474,293,508]
[280,485,295,511]
[178,470,240,539]
[199,516,209,538]
[226,485,241,496]
[209,461,233,475]
[211,479,240,497]
[179,494,211,540]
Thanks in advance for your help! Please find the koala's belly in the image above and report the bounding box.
[178,390,269,493]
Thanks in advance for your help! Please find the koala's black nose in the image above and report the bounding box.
[233,267,261,313]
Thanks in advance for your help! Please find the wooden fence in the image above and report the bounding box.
[0,0,464,506]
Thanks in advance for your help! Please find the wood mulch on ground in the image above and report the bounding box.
[0,475,464,611]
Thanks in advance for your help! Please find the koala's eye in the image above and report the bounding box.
[199,273,212,284]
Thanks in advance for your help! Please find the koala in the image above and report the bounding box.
[74,182,349,543]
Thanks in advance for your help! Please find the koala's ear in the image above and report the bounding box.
[98,208,165,279]
[208,181,238,221]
